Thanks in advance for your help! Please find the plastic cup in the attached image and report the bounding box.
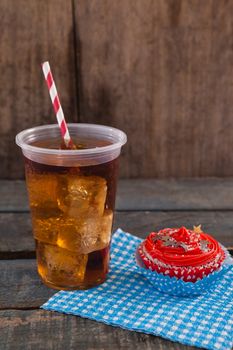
[16,123,127,290]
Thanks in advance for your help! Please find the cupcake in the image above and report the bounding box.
[137,226,225,282]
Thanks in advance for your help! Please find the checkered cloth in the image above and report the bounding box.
[42,229,233,350]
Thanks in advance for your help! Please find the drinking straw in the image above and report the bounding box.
[42,61,73,148]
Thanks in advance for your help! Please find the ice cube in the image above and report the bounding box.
[26,173,55,207]
[89,210,113,251]
[26,173,62,211]
[37,241,88,284]
[58,175,107,217]
[97,210,113,247]
[57,210,113,254]
[57,216,100,254]
[80,215,100,253]
[33,217,60,245]
[56,217,82,252]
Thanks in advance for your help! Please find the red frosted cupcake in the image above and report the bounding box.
[138,226,225,282]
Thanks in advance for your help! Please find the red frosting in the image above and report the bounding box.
[143,226,224,267]
[138,227,225,281]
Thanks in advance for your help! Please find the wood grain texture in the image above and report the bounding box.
[0,0,78,179]
[1,179,233,212]
[0,260,55,308]
[74,0,233,177]
[115,211,233,248]
[0,213,34,255]
[0,310,197,350]
[117,178,233,210]
[0,178,233,349]
[0,180,28,211]
[1,211,233,256]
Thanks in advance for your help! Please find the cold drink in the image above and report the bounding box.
[16,124,127,290]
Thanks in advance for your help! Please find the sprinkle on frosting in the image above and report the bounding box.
[193,225,203,234]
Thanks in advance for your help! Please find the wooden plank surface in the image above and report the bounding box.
[0,260,55,308]
[0,181,28,211]
[1,211,233,256]
[1,179,233,212]
[1,179,233,350]
[0,310,197,350]
[0,213,33,255]
[74,0,233,178]
[0,0,78,179]
[117,178,233,210]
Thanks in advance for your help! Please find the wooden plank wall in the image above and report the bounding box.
[1,0,233,178]
[0,0,78,178]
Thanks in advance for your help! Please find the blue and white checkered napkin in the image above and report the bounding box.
[42,229,233,350]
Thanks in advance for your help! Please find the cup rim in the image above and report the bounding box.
[15,123,127,156]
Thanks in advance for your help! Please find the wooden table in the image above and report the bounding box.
[1,179,233,350]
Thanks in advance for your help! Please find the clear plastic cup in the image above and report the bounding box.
[16,123,127,290]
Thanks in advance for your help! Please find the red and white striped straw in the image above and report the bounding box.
[42,61,73,148]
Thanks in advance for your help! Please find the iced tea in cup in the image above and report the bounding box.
[16,123,127,290]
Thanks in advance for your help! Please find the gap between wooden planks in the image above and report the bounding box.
[1,179,233,212]
[0,211,233,257]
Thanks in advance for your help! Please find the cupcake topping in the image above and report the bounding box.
[141,226,225,267]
